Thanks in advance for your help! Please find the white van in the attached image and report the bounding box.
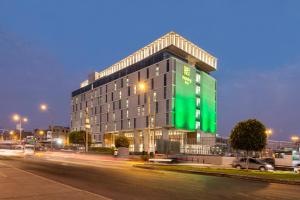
[24,144,35,156]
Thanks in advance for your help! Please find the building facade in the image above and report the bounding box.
[71,32,217,153]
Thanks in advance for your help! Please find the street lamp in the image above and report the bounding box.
[138,82,153,154]
[39,103,54,151]
[12,114,28,142]
[291,136,300,151]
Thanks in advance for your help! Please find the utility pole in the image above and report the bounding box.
[85,108,90,152]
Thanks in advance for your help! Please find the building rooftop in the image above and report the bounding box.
[80,31,217,88]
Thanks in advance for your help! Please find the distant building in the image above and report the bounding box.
[34,126,70,145]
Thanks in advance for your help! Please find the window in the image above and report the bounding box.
[126,109,129,118]
[164,87,167,99]
[113,112,115,121]
[155,102,158,113]
[196,98,200,107]
[166,60,169,72]
[126,77,129,86]
[114,81,117,91]
[121,78,124,88]
[128,119,131,128]
[196,121,200,129]
[128,86,131,96]
[111,92,114,101]
[166,99,169,111]
[146,116,149,127]
[153,91,157,102]
[137,106,141,116]
[126,99,129,108]
[105,94,107,103]
[155,66,159,76]
[164,74,167,86]
[196,86,200,95]
[144,93,147,104]
[146,68,149,79]
[100,106,102,113]
[107,103,110,112]
[166,113,169,125]
[138,71,140,81]
[142,105,145,116]
[121,110,123,119]
[196,73,201,83]
[138,94,140,105]
[134,85,137,94]
[105,85,108,93]
[151,79,154,89]
[196,110,200,118]
[134,118,136,128]
[119,91,122,99]
[106,113,109,122]
[121,120,123,130]
[113,102,115,110]
[119,100,121,109]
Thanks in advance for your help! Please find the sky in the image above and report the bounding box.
[0,0,300,140]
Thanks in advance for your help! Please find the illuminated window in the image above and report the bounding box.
[119,91,122,99]
[153,92,157,102]
[126,99,129,108]
[134,85,137,94]
[126,109,129,118]
[113,112,115,121]
[196,73,201,83]
[126,77,129,86]
[137,106,141,116]
[196,122,200,130]
[128,119,131,128]
[196,110,200,118]
[196,86,200,95]
[196,98,200,107]
[156,67,159,76]
[114,82,117,91]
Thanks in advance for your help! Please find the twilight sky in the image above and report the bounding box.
[0,0,300,140]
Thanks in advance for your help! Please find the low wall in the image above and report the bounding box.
[175,155,235,166]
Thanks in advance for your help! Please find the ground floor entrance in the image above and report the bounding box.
[103,129,216,155]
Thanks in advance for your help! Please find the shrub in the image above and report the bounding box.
[115,135,130,148]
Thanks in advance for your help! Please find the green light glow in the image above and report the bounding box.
[200,71,216,134]
[174,61,196,131]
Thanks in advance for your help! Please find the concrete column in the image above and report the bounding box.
[162,128,169,141]
[143,130,149,153]
[134,130,140,152]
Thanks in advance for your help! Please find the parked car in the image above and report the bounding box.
[232,157,274,171]
[260,157,275,166]
[294,166,300,174]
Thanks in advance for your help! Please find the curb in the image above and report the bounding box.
[133,165,300,185]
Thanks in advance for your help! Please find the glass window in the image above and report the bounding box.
[156,66,159,76]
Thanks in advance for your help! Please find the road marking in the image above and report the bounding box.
[1,161,112,200]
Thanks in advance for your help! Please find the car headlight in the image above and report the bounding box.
[266,164,273,168]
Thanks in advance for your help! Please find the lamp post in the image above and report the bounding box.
[291,136,300,151]
[138,82,153,154]
[12,114,28,143]
[9,130,15,140]
[40,104,54,151]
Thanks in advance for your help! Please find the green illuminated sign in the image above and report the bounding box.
[174,61,196,131]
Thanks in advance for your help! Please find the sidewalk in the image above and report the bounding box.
[0,162,110,200]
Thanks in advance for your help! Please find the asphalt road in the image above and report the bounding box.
[1,156,299,200]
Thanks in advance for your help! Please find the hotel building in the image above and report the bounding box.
[71,32,217,153]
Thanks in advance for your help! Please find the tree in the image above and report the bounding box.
[69,131,91,146]
[115,135,130,148]
[230,119,267,169]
